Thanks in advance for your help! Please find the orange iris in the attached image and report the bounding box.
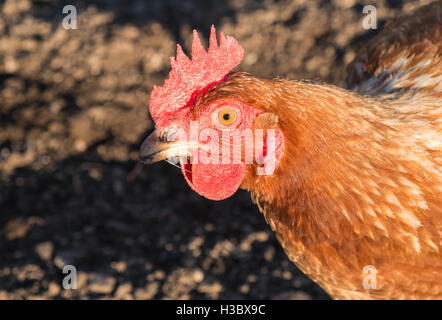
[218,108,237,126]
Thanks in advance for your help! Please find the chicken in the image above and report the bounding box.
[139,1,442,299]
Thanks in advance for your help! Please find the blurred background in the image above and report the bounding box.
[0,0,431,299]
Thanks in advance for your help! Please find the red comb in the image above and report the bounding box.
[149,25,244,125]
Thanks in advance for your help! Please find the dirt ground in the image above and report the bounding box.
[0,0,432,299]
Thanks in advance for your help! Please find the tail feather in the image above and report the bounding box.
[345,1,442,99]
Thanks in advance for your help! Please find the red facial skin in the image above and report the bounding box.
[182,99,260,200]
[156,98,284,201]
[152,95,284,201]
[161,100,250,200]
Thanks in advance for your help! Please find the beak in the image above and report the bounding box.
[139,128,206,165]
[139,129,177,164]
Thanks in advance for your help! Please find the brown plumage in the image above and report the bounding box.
[141,2,442,299]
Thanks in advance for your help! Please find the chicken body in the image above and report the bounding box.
[141,1,442,299]
[241,2,442,299]
[203,69,441,299]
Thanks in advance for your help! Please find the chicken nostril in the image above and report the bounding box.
[166,128,177,142]
[159,127,177,143]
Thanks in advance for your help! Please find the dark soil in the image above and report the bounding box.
[0,0,428,299]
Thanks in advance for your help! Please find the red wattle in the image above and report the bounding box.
[181,162,245,201]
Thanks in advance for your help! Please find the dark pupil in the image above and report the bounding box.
[223,113,231,121]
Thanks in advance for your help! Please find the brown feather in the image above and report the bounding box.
[345,0,442,99]
[198,72,441,299]
[191,1,442,299]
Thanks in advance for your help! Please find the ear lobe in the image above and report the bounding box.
[253,112,279,129]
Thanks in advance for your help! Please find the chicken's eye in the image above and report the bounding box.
[217,108,237,126]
